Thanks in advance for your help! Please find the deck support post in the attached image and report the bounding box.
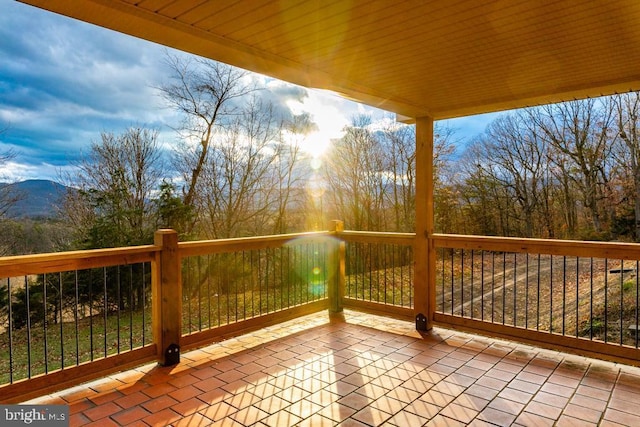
[329,220,345,313]
[153,229,182,365]
[414,116,435,331]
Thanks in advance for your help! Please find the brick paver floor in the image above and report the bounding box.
[26,310,640,426]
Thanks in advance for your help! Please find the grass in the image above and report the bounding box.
[0,307,153,385]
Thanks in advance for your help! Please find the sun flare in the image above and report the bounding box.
[286,89,347,159]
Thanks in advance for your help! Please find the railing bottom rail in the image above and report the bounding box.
[435,313,640,368]
[1,345,157,404]
[181,300,329,352]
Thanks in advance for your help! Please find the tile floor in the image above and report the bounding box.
[27,310,640,426]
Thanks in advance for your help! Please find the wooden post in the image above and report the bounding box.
[414,116,435,331]
[329,220,345,313]
[153,229,182,365]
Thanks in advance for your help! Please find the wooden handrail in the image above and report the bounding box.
[432,233,640,260]
[0,245,160,278]
[337,230,415,245]
[178,231,333,257]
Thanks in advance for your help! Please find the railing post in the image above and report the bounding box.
[329,220,345,313]
[414,116,435,331]
[153,229,182,365]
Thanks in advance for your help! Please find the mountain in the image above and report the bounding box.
[1,179,69,219]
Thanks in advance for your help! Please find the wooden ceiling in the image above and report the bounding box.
[18,0,640,120]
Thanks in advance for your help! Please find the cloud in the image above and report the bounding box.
[1,0,491,183]
[0,0,179,175]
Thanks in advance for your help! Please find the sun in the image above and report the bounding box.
[287,89,347,159]
[304,129,333,159]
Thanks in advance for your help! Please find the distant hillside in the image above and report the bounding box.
[1,180,69,219]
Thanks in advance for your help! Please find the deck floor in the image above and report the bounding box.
[27,310,640,426]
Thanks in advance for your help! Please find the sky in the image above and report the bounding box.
[0,0,496,182]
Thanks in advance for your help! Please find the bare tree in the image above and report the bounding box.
[612,92,640,240]
[61,127,164,248]
[325,115,387,230]
[529,99,615,238]
[159,53,254,232]
[381,120,416,232]
[195,97,282,238]
[271,113,313,234]
[468,113,553,237]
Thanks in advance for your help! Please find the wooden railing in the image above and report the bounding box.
[0,245,160,402]
[430,234,640,367]
[0,229,338,402]
[3,227,640,401]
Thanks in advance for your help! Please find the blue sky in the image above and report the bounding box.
[0,0,496,182]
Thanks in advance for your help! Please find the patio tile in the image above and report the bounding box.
[337,392,374,411]
[224,391,261,410]
[488,396,525,416]
[261,410,302,427]
[424,414,466,426]
[110,406,150,425]
[285,398,323,418]
[562,402,604,423]
[452,393,489,411]
[523,400,562,420]
[385,409,429,426]
[173,412,212,427]
[114,391,149,409]
[21,310,640,427]
[477,406,517,425]
[368,395,405,414]
[84,401,121,422]
[439,402,479,424]
[172,397,210,416]
[199,401,237,421]
[497,386,533,404]
[514,410,556,426]
[351,406,393,426]
[229,405,269,425]
[317,402,357,422]
[603,408,640,426]
[142,408,182,427]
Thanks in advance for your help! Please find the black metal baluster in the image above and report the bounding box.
[142,263,147,346]
[441,248,445,312]
[8,278,13,383]
[575,258,580,338]
[491,252,495,323]
[460,249,465,317]
[536,254,541,331]
[471,250,475,319]
[129,265,133,351]
[590,258,594,340]
[450,249,455,315]
[604,259,608,343]
[43,273,48,374]
[549,256,553,334]
[116,266,121,354]
[89,269,94,360]
[481,250,485,322]
[513,253,517,326]
[103,268,107,358]
[59,272,64,368]
[562,256,566,336]
[25,276,31,378]
[636,260,639,348]
[620,259,624,346]
[502,252,506,325]
[198,256,203,331]
[525,254,529,329]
